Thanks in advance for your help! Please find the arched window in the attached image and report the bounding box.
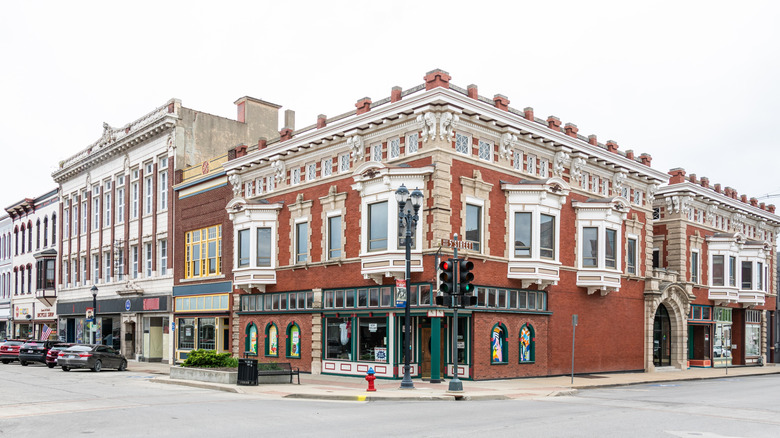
[51,214,57,244]
[286,322,301,358]
[245,323,258,356]
[490,323,508,364]
[519,324,536,363]
[19,225,24,254]
[265,323,278,357]
[36,219,41,250]
[19,266,24,295]
[27,264,32,293]
[27,220,32,252]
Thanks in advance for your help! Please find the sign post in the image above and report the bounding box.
[571,314,578,385]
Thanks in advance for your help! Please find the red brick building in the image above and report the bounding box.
[220,70,672,380]
[652,169,779,370]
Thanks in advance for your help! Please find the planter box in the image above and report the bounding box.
[170,366,237,384]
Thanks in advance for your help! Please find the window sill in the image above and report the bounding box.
[179,275,226,284]
[490,361,508,366]
[519,361,535,365]
[285,355,301,360]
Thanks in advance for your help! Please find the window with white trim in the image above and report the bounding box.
[339,153,350,173]
[131,246,138,279]
[527,154,537,175]
[691,250,700,284]
[145,243,153,277]
[266,174,275,192]
[322,158,333,177]
[633,189,643,206]
[389,138,400,159]
[131,178,139,219]
[159,166,168,210]
[104,182,111,227]
[145,163,153,215]
[104,251,111,282]
[327,215,342,259]
[513,150,522,170]
[513,212,555,259]
[81,198,87,233]
[371,143,382,162]
[466,203,482,253]
[295,222,308,263]
[93,194,100,229]
[307,163,317,182]
[160,240,168,275]
[592,176,600,195]
[757,261,764,291]
[478,140,492,161]
[244,181,253,198]
[368,201,388,252]
[581,172,590,191]
[257,228,272,267]
[292,167,301,185]
[93,254,100,284]
[539,158,549,178]
[116,176,125,224]
[741,260,753,290]
[455,133,470,155]
[406,133,419,154]
[627,237,637,275]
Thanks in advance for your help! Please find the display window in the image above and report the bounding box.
[178,318,195,349]
[325,317,352,360]
[358,317,387,362]
[287,323,301,358]
[245,323,258,355]
[491,323,508,364]
[519,324,535,363]
[265,323,278,357]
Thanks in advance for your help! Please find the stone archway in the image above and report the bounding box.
[645,283,691,371]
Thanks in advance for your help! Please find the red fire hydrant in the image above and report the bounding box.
[365,367,376,392]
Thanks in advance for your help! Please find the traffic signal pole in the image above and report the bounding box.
[449,234,463,392]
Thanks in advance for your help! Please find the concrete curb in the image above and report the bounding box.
[151,377,242,393]
[568,369,780,390]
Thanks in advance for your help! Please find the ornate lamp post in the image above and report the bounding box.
[91,285,98,344]
[395,184,423,389]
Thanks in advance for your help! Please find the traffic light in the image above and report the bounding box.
[438,259,455,295]
[458,259,474,295]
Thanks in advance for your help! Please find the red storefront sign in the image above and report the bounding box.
[143,298,160,311]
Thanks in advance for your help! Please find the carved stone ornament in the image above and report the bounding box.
[500,133,517,161]
[166,133,175,155]
[228,173,243,197]
[570,157,585,184]
[705,204,717,225]
[665,195,692,214]
[730,212,746,232]
[271,158,286,183]
[347,135,364,162]
[417,112,437,142]
[646,183,658,204]
[612,171,627,197]
[123,155,130,174]
[553,151,570,178]
[99,122,117,147]
[439,112,459,141]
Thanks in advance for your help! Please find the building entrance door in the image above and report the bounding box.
[653,304,671,367]
[420,326,444,380]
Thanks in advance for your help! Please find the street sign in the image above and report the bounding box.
[440,239,475,250]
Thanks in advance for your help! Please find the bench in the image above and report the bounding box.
[257,362,300,384]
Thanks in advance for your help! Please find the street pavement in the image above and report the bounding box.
[131,361,780,402]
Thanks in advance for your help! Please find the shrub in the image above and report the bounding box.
[258,362,282,371]
[181,349,238,368]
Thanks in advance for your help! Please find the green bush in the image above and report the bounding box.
[258,362,282,371]
[181,349,238,368]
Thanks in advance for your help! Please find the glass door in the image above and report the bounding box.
[653,304,671,366]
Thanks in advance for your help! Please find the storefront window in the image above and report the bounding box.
[265,323,278,357]
[198,318,216,350]
[358,317,387,362]
[287,323,301,358]
[326,317,351,360]
[178,318,195,349]
[245,323,258,355]
[745,324,760,357]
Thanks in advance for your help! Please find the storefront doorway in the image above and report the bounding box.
[653,304,671,367]
[420,326,444,380]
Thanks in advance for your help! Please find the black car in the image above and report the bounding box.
[19,340,57,366]
[57,344,127,372]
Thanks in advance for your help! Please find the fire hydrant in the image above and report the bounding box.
[365,367,377,392]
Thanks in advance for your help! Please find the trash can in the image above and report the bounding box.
[237,358,258,386]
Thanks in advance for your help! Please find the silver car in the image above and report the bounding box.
[57,344,127,372]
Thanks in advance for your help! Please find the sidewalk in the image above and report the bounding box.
[133,362,780,401]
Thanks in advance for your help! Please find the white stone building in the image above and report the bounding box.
[53,97,280,362]
[0,214,12,338]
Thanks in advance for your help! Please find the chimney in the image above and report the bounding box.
[355,97,372,115]
[714,183,721,193]
[316,115,327,129]
[625,149,635,160]
[750,197,758,207]
[547,116,562,131]
[493,94,510,111]
[588,135,598,146]
[740,194,748,203]
[283,109,295,130]
[280,128,293,141]
[760,202,766,210]
[564,123,578,138]
[234,97,282,134]
[467,84,478,99]
[769,204,776,213]
[391,86,402,103]
[174,169,184,184]
[668,168,686,184]
[606,140,619,153]
[258,137,267,150]
[689,173,697,184]
[523,107,534,121]
[639,153,652,166]
[700,177,709,188]
[424,68,451,90]
[235,144,248,158]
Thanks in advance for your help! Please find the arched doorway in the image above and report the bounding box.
[653,304,671,367]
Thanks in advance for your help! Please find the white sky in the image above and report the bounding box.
[1,1,779,209]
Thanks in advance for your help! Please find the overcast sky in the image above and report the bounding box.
[1,1,779,210]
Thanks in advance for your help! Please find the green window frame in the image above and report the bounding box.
[265,323,279,357]
[490,323,508,364]
[519,324,535,363]
[245,323,258,356]
[286,322,301,359]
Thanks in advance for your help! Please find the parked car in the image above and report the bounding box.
[45,343,74,368]
[19,340,57,366]
[0,340,24,364]
[57,344,127,372]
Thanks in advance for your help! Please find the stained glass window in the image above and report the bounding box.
[519,324,535,363]
[491,323,507,364]
[265,323,278,357]
[246,323,258,355]
[287,323,301,358]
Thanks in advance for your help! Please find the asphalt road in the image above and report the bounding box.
[1,363,778,437]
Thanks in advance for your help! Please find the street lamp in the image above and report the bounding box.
[91,285,98,345]
[396,184,423,389]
